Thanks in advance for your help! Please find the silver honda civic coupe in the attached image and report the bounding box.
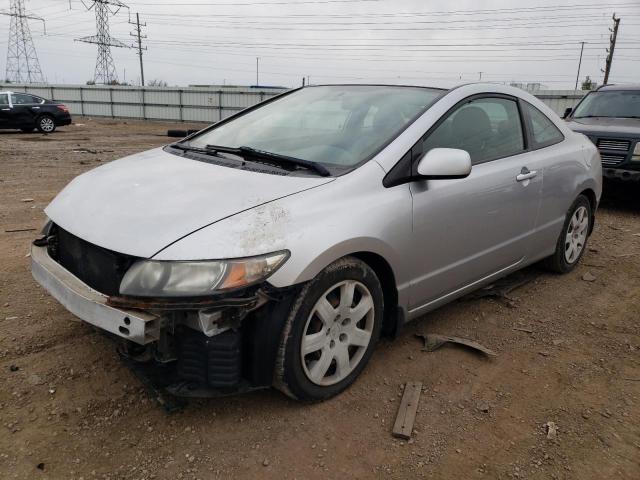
[31,83,601,401]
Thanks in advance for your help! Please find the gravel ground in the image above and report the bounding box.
[1,119,639,479]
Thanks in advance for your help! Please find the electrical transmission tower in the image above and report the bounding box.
[77,0,129,84]
[1,0,46,83]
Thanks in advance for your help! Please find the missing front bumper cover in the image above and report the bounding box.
[31,244,161,345]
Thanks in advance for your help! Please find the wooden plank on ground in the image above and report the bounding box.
[392,381,422,440]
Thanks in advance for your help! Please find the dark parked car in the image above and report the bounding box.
[565,84,640,181]
[0,91,72,133]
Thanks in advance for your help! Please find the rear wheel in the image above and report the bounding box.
[274,257,383,401]
[36,115,56,133]
[543,195,592,273]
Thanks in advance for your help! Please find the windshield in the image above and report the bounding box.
[573,90,640,118]
[186,85,443,171]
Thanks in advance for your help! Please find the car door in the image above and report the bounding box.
[408,95,542,311]
[0,93,10,127]
[9,93,41,127]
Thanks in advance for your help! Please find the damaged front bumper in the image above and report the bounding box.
[31,243,161,344]
[31,242,300,396]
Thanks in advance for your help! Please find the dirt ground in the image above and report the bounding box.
[1,119,639,480]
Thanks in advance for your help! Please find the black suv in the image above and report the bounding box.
[0,91,72,133]
[565,84,640,181]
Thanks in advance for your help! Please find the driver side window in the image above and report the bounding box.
[0,93,8,105]
[422,97,525,165]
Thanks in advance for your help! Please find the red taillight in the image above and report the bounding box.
[56,104,69,113]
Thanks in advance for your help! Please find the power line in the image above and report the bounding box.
[1,0,46,83]
[76,0,130,84]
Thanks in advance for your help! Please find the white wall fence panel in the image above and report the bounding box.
[1,84,586,123]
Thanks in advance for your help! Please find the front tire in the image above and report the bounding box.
[274,257,384,401]
[543,195,592,273]
[36,115,56,133]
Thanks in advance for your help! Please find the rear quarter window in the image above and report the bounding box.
[523,101,564,149]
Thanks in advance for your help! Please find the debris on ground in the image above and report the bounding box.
[582,272,597,282]
[416,333,497,357]
[544,421,558,439]
[27,374,44,386]
[392,382,422,440]
[72,148,96,154]
[20,198,34,203]
[464,271,534,307]
[4,228,37,233]
[476,400,490,413]
[513,326,534,333]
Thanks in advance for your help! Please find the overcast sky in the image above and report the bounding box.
[1,0,638,89]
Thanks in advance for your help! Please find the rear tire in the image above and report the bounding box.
[274,257,384,401]
[36,115,56,133]
[543,195,592,273]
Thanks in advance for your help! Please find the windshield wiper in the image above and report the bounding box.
[178,143,330,176]
[171,143,207,152]
[237,146,331,177]
[204,144,242,154]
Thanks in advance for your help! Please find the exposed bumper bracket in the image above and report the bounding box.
[31,244,160,345]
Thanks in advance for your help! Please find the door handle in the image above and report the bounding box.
[1,108,9,111]
[516,168,537,182]
[31,106,40,110]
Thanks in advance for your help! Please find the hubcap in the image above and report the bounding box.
[40,118,54,132]
[301,280,375,386]
[564,205,589,264]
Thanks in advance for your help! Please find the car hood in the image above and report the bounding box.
[566,117,640,137]
[45,147,333,258]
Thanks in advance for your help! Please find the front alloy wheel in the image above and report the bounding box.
[301,280,375,386]
[275,257,383,401]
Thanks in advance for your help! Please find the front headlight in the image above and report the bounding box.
[632,142,640,162]
[119,251,289,297]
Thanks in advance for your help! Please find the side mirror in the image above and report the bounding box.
[416,148,472,180]
[563,107,573,119]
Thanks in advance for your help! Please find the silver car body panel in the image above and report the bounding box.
[38,83,602,326]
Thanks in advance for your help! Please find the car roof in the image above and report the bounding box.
[596,84,640,92]
[309,83,448,90]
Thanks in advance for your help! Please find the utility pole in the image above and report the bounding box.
[129,12,146,86]
[602,13,620,85]
[478,71,483,81]
[574,41,585,90]
[1,0,46,83]
[76,0,130,85]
